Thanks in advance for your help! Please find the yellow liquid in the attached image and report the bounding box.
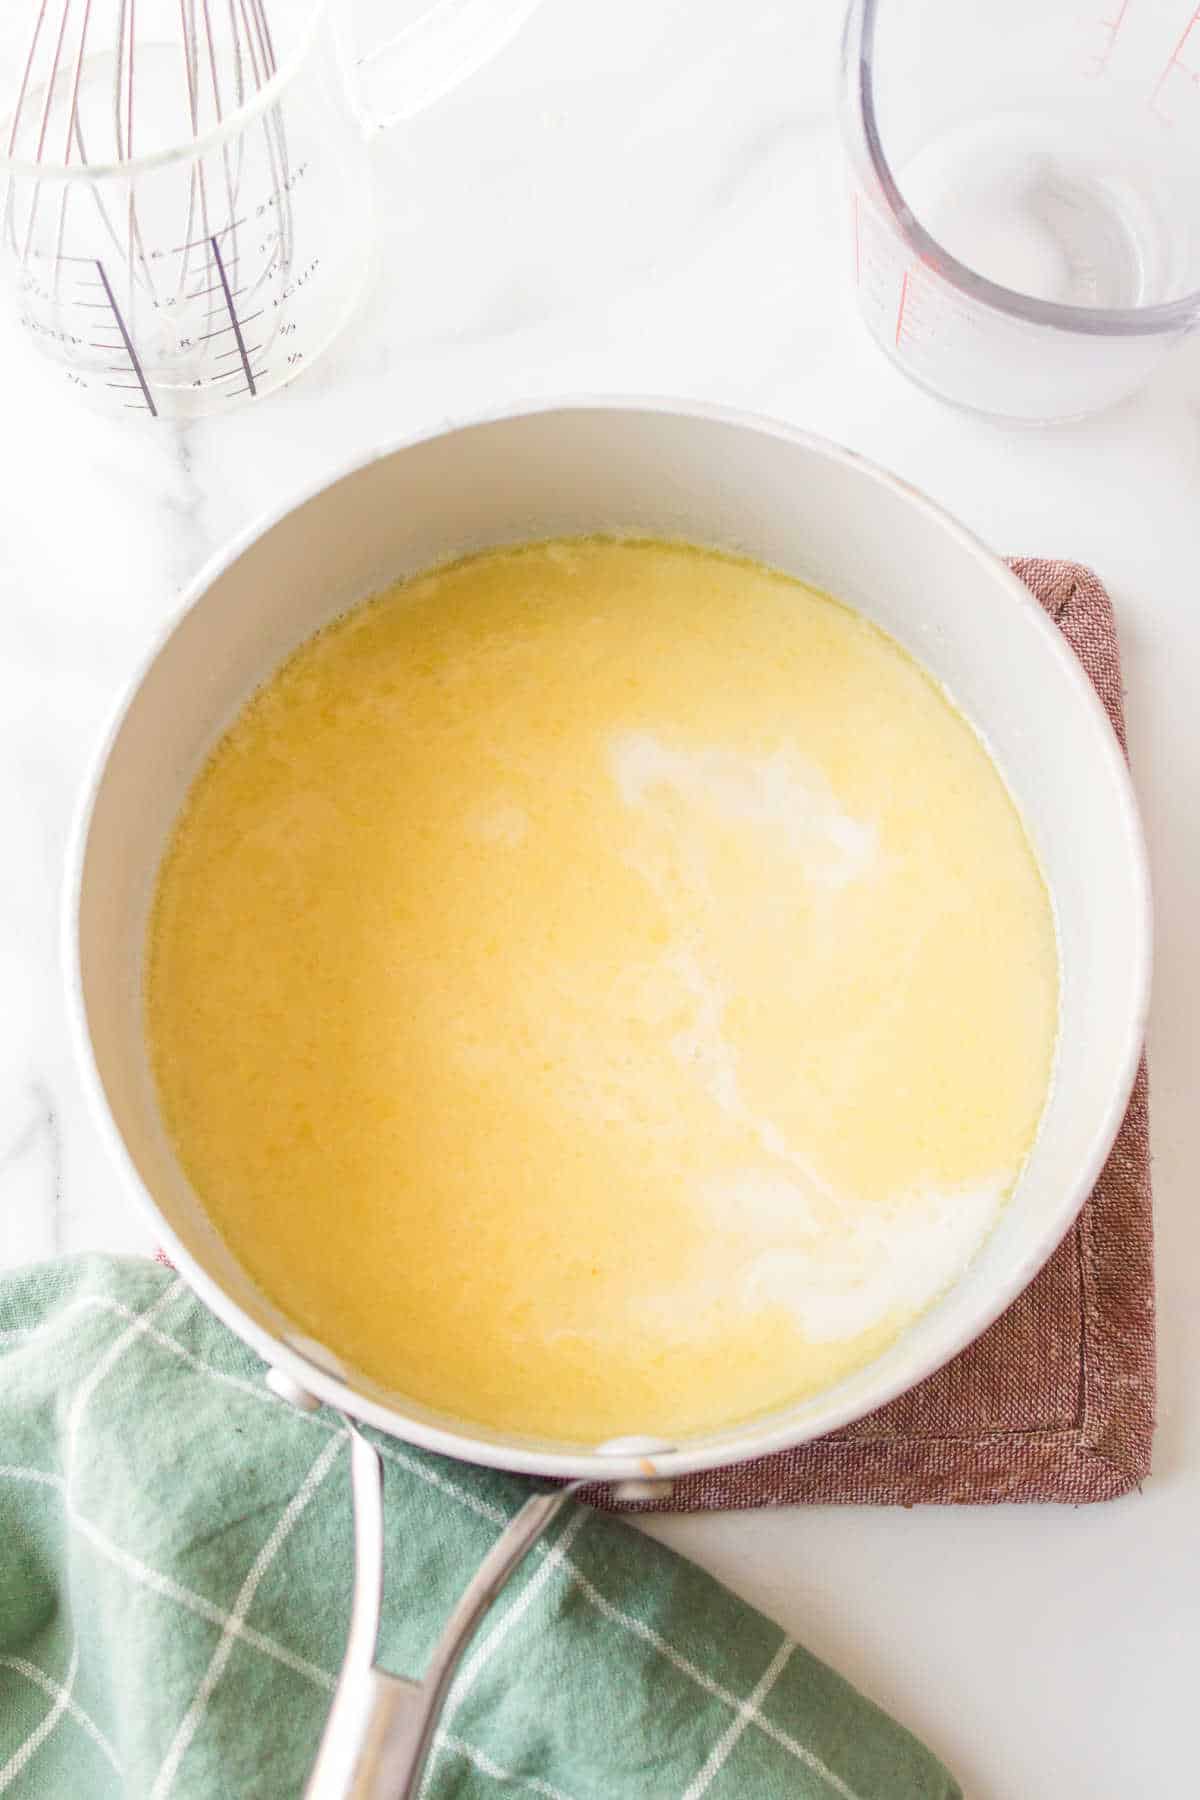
[146,540,1058,1445]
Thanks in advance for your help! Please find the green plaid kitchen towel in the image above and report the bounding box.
[0,1257,959,1798]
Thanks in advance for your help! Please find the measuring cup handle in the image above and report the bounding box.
[349,0,547,132]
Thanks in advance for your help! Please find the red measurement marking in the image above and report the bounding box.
[1101,0,1131,42]
[852,192,861,286]
[1152,5,1200,107]
[895,267,912,347]
[1089,0,1132,74]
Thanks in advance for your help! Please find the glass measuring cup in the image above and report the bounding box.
[840,0,1200,420]
[0,0,543,419]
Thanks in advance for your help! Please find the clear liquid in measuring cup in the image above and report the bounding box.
[897,107,1200,310]
[1,16,374,419]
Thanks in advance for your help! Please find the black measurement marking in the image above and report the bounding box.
[201,293,250,318]
[170,219,245,253]
[210,236,256,398]
[186,281,245,300]
[215,342,262,359]
[195,310,264,342]
[94,260,157,419]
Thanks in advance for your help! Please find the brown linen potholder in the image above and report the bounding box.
[606,559,1154,1512]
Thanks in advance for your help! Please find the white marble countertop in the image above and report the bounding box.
[3,2,1198,1794]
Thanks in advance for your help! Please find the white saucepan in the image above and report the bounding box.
[65,401,1151,1796]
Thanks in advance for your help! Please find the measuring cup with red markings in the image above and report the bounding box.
[840,0,1200,420]
[0,0,543,419]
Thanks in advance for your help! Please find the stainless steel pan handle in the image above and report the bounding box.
[306,1424,572,1800]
